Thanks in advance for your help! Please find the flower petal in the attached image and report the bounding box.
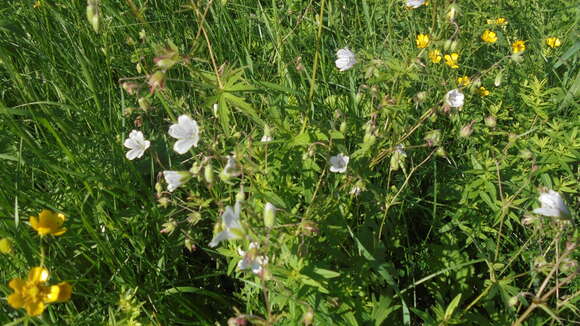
[8,278,25,291]
[173,139,196,154]
[126,148,143,160]
[533,207,561,217]
[208,231,229,248]
[28,267,49,283]
[25,301,45,316]
[46,282,72,303]
[7,293,25,309]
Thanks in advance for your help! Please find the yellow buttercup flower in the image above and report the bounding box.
[444,53,459,68]
[416,34,430,49]
[0,238,12,254]
[512,40,526,54]
[481,30,498,43]
[428,49,442,63]
[478,87,490,96]
[8,267,72,316]
[29,210,67,237]
[546,37,561,48]
[457,76,470,86]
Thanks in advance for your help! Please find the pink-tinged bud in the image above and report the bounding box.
[460,120,475,138]
[122,82,140,95]
[160,220,177,235]
[303,308,314,325]
[148,71,166,94]
[300,220,319,236]
[484,115,496,128]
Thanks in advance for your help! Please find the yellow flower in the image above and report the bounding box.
[481,30,498,43]
[8,267,72,316]
[33,1,41,8]
[0,238,12,254]
[29,210,67,237]
[546,37,561,48]
[416,34,430,49]
[428,49,442,63]
[457,76,470,86]
[512,40,526,54]
[444,53,459,68]
[478,87,490,96]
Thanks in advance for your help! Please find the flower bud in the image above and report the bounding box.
[363,133,376,146]
[494,70,503,87]
[339,121,347,134]
[160,219,177,235]
[236,188,246,202]
[138,97,150,111]
[303,308,314,325]
[0,238,12,254]
[436,147,447,157]
[460,120,475,138]
[86,0,100,33]
[508,296,519,307]
[424,129,441,147]
[484,115,496,128]
[263,202,276,228]
[190,162,202,175]
[204,161,214,184]
[122,82,140,95]
[148,71,166,94]
[158,197,170,208]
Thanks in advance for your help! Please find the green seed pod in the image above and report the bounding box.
[86,0,100,33]
[263,202,276,228]
[204,161,214,184]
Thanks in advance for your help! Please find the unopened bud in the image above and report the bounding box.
[484,115,496,128]
[436,147,447,157]
[160,219,177,235]
[339,121,347,134]
[236,188,246,202]
[460,121,475,138]
[158,197,170,208]
[138,97,150,111]
[204,161,214,184]
[508,296,519,307]
[148,71,166,94]
[303,308,314,325]
[263,202,276,228]
[122,82,140,95]
[86,0,100,33]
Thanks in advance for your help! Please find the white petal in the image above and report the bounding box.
[208,231,229,248]
[124,138,139,149]
[222,206,238,228]
[169,123,189,140]
[173,139,196,154]
[129,130,144,141]
[533,207,561,218]
[126,148,143,160]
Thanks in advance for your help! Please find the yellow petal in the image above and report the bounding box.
[29,216,39,231]
[28,267,49,283]
[53,227,68,236]
[8,278,25,291]
[25,301,45,316]
[7,293,25,309]
[46,282,72,303]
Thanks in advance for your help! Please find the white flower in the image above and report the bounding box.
[123,130,150,160]
[223,155,242,177]
[335,48,356,72]
[444,89,465,108]
[209,201,244,247]
[168,115,200,154]
[406,0,426,8]
[330,153,349,173]
[533,189,570,218]
[237,242,268,275]
[163,171,191,192]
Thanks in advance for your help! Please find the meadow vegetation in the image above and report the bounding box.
[0,0,578,325]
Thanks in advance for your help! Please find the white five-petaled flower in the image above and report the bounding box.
[444,89,465,108]
[168,115,200,154]
[237,242,268,275]
[533,189,570,218]
[209,201,244,248]
[123,130,150,160]
[335,48,356,72]
[163,171,191,192]
[330,153,350,173]
[406,0,426,8]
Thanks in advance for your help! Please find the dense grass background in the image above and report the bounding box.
[0,0,577,325]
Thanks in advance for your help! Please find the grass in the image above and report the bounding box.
[0,0,578,325]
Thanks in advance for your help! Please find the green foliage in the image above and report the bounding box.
[0,0,577,325]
